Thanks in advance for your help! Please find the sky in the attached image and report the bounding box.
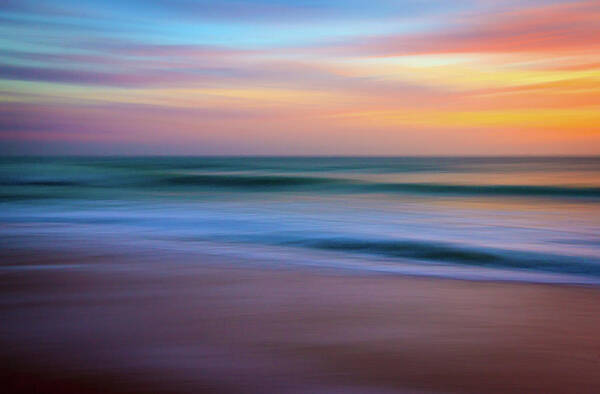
[1,0,599,155]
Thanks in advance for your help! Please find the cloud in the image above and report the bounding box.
[322,1,600,56]
[0,101,274,142]
[0,63,281,87]
[78,41,255,58]
[123,0,463,23]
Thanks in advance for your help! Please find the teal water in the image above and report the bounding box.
[1,156,599,283]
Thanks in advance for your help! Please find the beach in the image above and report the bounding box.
[2,156,600,393]
[3,0,600,390]
[3,239,600,394]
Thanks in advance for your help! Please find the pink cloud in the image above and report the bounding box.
[322,1,600,56]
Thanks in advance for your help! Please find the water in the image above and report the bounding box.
[1,156,600,283]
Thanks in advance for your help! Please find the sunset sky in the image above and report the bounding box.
[1,0,599,155]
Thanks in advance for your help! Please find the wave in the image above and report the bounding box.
[159,174,350,189]
[0,179,83,187]
[364,183,600,197]
[160,176,600,197]
[283,238,600,276]
[2,172,599,200]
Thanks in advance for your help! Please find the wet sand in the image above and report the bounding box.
[2,244,600,393]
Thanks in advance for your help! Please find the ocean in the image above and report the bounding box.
[1,156,599,284]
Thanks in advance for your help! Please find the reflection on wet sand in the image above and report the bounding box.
[3,244,600,394]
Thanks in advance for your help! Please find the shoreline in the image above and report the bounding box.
[3,230,599,287]
[3,241,600,393]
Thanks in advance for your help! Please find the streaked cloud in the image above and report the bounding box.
[2,0,599,155]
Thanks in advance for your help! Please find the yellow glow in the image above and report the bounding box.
[332,55,600,90]
[2,81,354,108]
[334,108,600,131]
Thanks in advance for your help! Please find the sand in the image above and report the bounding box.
[2,243,600,393]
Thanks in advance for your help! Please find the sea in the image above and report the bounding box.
[1,156,599,284]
